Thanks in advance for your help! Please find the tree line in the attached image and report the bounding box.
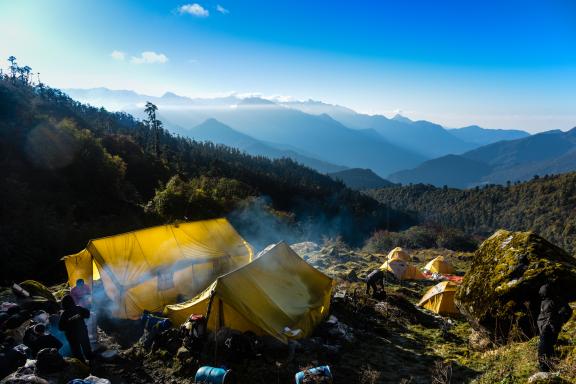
[366,175,576,254]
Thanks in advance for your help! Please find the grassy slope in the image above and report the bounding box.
[305,244,576,383]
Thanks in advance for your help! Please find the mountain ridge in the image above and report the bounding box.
[389,127,576,187]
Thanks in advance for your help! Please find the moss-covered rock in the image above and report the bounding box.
[455,229,576,343]
[19,280,57,302]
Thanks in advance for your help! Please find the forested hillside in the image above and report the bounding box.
[0,66,413,282]
[367,173,576,253]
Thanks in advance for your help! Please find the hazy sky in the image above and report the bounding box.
[1,0,576,132]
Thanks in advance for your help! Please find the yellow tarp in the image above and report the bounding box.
[424,256,455,274]
[379,257,425,280]
[386,247,411,262]
[62,219,253,319]
[164,242,334,343]
[417,281,459,315]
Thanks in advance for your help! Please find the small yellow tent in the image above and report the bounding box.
[417,281,459,315]
[424,256,455,274]
[386,247,411,262]
[379,258,425,280]
[62,219,253,319]
[164,242,334,343]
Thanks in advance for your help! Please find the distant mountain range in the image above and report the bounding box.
[178,118,347,173]
[282,101,478,158]
[65,88,542,182]
[448,125,529,145]
[66,89,431,176]
[328,168,395,190]
[389,128,576,187]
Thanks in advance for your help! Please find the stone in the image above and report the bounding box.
[467,330,492,352]
[527,371,565,383]
[0,373,49,384]
[34,348,65,375]
[175,346,190,361]
[455,230,576,343]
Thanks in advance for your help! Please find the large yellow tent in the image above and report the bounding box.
[386,247,411,262]
[417,281,459,315]
[62,219,253,319]
[164,242,334,343]
[424,256,455,274]
[379,258,425,280]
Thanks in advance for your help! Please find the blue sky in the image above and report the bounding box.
[1,0,575,132]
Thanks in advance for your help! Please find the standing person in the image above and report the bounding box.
[58,295,92,364]
[70,279,96,343]
[365,269,385,298]
[70,279,91,310]
[537,284,573,372]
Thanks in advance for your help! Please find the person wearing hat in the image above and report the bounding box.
[23,323,62,357]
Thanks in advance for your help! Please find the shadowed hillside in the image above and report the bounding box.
[0,74,414,282]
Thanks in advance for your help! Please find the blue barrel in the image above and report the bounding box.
[295,365,332,384]
[195,366,233,384]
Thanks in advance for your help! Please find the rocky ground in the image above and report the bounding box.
[2,240,575,383]
[87,241,575,383]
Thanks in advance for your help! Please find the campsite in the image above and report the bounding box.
[1,218,575,383]
[3,1,576,381]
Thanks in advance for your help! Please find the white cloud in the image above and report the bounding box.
[268,95,297,102]
[179,3,209,17]
[216,4,229,14]
[110,50,126,61]
[130,51,169,64]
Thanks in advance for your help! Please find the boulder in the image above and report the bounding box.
[35,349,65,375]
[17,281,56,303]
[455,230,576,343]
[0,373,49,384]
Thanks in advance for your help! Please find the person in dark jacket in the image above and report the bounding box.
[23,323,62,357]
[365,269,385,298]
[537,284,573,372]
[58,295,92,363]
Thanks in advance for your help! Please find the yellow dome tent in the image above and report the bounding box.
[424,256,455,274]
[386,247,411,262]
[417,281,459,315]
[164,242,334,343]
[62,218,253,319]
[379,258,425,280]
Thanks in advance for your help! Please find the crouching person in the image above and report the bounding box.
[181,314,207,356]
[23,323,63,357]
[58,295,93,364]
[537,284,573,372]
[365,269,385,298]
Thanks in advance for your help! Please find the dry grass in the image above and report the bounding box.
[431,360,453,384]
[359,365,382,384]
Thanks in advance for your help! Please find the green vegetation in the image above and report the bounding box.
[456,230,576,343]
[367,175,576,254]
[364,225,478,253]
[0,57,413,282]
